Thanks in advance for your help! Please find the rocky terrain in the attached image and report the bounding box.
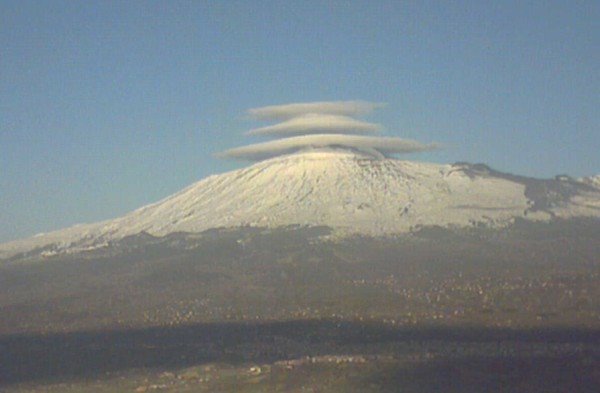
[1,220,599,392]
[1,148,599,391]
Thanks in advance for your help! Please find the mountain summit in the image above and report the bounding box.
[1,148,599,260]
[3,101,599,260]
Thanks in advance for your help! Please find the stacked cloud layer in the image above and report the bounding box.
[218,134,438,161]
[247,100,385,120]
[220,101,438,160]
[246,114,382,136]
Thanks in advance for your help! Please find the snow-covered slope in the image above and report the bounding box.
[1,149,599,259]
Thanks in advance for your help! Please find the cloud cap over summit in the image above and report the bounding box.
[246,114,382,137]
[248,100,385,120]
[217,134,439,161]
[223,100,438,161]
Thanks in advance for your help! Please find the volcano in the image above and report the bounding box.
[2,103,600,391]
[1,148,599,261]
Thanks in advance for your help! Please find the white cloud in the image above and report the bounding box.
[247,100,385,120]
[217,134,439,161]
[246,114,382,136]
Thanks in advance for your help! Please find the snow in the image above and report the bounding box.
[1,149,599,260]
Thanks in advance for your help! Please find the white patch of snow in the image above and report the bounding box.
[1,150,599,260]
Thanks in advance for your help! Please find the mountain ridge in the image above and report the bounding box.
[1,149,599,260]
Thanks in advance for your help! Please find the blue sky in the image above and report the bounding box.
[1,0,598,242]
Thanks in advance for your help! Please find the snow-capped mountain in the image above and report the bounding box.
[1,149,599,260]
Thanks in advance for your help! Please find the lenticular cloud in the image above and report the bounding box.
[248,100,384,120]
[246,114,382,136]
[218,134,438,161]
[219,100,438,161]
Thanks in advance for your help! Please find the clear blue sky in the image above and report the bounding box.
[1,0,598,242]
